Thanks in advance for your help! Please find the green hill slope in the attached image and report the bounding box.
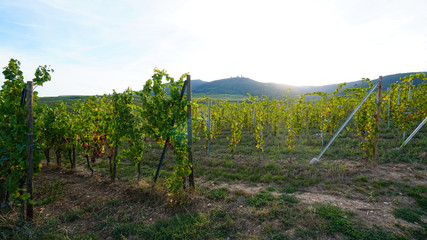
[192,72,425,98]
[39,72,425,105]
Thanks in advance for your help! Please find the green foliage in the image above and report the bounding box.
[0,217,100,240]
[280,185,298,194]
[393,208,423,223]
[357,176,369,183]
[246,94,266,153]
[389,73,427,132]
[38,103,74,168]
[102,89,135,181]
[395,184,427,211]
[137,69,187,144]
[111,222,141,240]
[406,227,427,240]
[372,179,394,188]
[35,180,63,206]
[121,103,148,176]
[280,194,299,203]
[166,124,193,202]
[137,69,191,201]
[315,203,349,220]
[37,105,56,160]
[246,191,276,208]
[315,204,407,240]
[192,97,215,153]
[227,112,243,155]
[0,59,52,202]
[74,96,107,165]
[268,233,289,240]
[349,78,378,161]
[62,210,84,223]
[138,211,236,240]
[140,213,204,239]
[207,188,229,200]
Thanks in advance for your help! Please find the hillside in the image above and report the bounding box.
[192,72,425,98]
[38,72,425,104]
[191,79,207,89]
[192,77,293,98]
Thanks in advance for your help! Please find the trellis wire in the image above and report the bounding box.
[310,82,379,164]
[401,117,427,148]
[207,98,211,156]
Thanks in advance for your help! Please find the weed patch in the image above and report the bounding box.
[111,222,141,239]
[62,210,84,223]
[280,185,298,193]
[35,180,63,206]
[395,184,427,211]
[207,188,229,201]
[393,208,423,223]
[139,210,237,240]
[280,194,299,203]
[314,204,406,240]
[246,191,276,208]
[0,217,99,240]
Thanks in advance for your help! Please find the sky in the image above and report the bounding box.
[1,0,426,96]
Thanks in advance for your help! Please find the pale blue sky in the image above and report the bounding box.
[1,0,426,96]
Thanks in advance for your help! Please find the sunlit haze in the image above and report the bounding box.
[1,0,426,96]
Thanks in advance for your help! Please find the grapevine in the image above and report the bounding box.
[0,59,52,204]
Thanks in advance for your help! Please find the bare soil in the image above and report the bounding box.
[3,160,424,239]
[205,161,426,235]
[31,165,210,238]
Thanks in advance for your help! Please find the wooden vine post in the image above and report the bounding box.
[372,76,382,163]
[187,75,195,188]
[207,98,211,156]
[26,81,34,220]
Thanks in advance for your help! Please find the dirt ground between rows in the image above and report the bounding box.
[23,160,426,238]
[312,162,424,227]
[207,161,426,233]
[30,166,210,237]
